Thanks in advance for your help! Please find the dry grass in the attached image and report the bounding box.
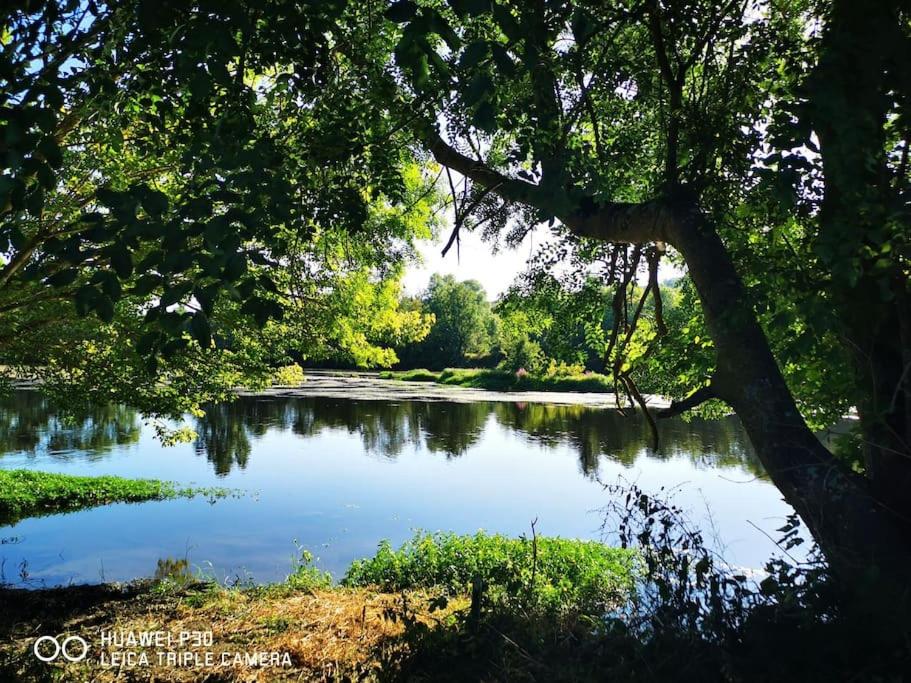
[0,582,467,682]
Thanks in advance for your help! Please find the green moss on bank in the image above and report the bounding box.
[0,469,229,524]
[379,368,614,393]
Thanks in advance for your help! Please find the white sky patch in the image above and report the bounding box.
[403,227,546,300]
[403,226,686,300]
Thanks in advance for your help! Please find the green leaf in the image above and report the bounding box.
[74,284,97,316]
[189,312,212,347]
[45,268,79,287]
[194,283,220,315]
[136,331,160,355]
[465,71,494,106]
[224,252,247,280]
[133,274,161,296]
[37,136,63,168]
[94,295,115,323]
[25,187,45,214]
[160,282,193,307]
[449,0,491,17]
[110,245,133,278]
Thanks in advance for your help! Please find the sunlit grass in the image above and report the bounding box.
[379,367,614,393]
[0,469,231,524]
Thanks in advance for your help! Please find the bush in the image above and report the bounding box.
[543,359,587,378]
[343,531,636,615]
[272,364,306,386]
[500,337,547,374]
[379,368,440,382]
[287,548,332,591]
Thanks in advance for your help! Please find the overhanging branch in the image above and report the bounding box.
[423,130,558,214]
[656,382,717,419]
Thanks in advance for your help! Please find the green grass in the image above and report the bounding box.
[0,469,231,524]
[379,368,614,393]
[343,531,636,614]
[379,368,441,382]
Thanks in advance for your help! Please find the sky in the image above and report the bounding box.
[402,226,548,300]
[402,224,686,301]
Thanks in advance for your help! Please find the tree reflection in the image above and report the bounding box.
[194,401,252,475]
[0,391,768,479]
[191,396,764,478]
[491,403,764,478]
[0,390,140,459]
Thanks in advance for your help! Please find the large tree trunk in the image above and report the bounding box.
[810,0,911,523]
[664,196,910,574]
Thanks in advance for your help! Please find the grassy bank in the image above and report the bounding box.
[0,532,636,682]
[379,368,614,393]
[0,470,229,525]
[1,529,907,681]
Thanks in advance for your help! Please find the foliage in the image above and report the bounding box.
[272,363,305,387]
[398,274,497,368]
[0,469,229,524]
[344,531,636,616]
[378,368,439,382]
[497,273,610,371]
[0,0,439,418]
[382,367,615,394]
[499,336,546,374]
[287,547,333,592]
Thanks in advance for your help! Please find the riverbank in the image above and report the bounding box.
[0,532,635,682]
[253,370,673,410]
[378,367,618,393]
[0,470,230,525]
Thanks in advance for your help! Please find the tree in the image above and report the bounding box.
[403,274,496,367]
[378,0,910,581]
[497,271,608,370]
[0,0,436,417]
[801,0,911,520]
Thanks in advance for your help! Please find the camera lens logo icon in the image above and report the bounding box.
[33,635,89,663]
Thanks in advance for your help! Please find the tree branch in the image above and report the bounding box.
[423,130,557,212]
[423,129,681,247]
[656,383,717,419]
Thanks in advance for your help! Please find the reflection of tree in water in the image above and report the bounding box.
[193,396,762,478]
[194,401,252,475]
[1,389,765,479]
[290,399,423,457]
[0,390,140,459]
[194,397,490,473]
[414,402,489,457]
[491,403,764,478]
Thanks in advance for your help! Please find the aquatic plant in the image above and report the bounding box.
[0,469,231,524]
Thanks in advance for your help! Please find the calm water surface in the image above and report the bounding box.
[0,390,798,587]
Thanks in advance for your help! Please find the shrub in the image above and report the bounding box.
[272,364,306,386]
[379,369,440,382]
[500,336,547,375]
[543,359,587,378]
[287,548,332,591]
[343,531,636,616]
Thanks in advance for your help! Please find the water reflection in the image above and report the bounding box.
[0,390,765,479]
[0,391,140,459]
[194,396,765,479]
